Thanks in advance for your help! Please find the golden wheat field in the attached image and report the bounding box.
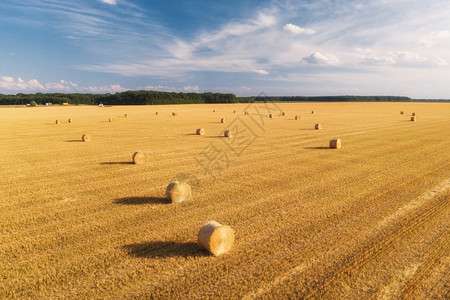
[1,102,449,299]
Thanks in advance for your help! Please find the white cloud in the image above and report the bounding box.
[358,50,448,67]
[0,76,126,93]
[301,52,340,65]
[418,30,450,47]
[144,85,200,93]
[283,23,316,35]
[254,69,269,75]
[99,0,117,5]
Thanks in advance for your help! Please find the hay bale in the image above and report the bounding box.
[124,114,128,117]
[311,110,315,114]
[295,115,300,120]
[269,114,273,118]
[196,128,205,135]
[315,123,322,130]
[198,221,234,256]
[330,138,341,149]
[282,112,286,116]
[400,111,404,115]
[412,112,416,116]
[411,116,416,122]
[244,111,249,115]
[82,134,91,142]
[221,118,226,123]
[109,117,114,122]
[55,120,60,124]
[224,130,232,137]
[133,151,148,164]
[156,112,159,115]
[213,110,216,112]
[68,118,73,123]
[172,112,177,116]
[166,181,192,203]
[233,110,236,114]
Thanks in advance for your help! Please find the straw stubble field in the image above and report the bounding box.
[0,102,449,299]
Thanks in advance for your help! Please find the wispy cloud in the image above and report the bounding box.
[283,23,316,35]
[99,0,117,5]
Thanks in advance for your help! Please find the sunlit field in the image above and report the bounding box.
[1,102,449,299]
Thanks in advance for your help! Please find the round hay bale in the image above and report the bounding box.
[213,110,216,112]
[411,116,416,122]
[330,138,341,149]
[311,110,315,114]
[412,112,416,116]
[282,112,286,116]
[233,110,236,114]
[315,123,322,130]
[221,118,226,123]
[55,120,60,124]
[295,115,300,120]
[82,134,91,142]
[196,128,205,135]
[224,130,232,137]
[166,181,192,203]
[156,112,159,115]
[172,112,177,116]
[244,111,249,115]
[198,221,234,256]
[133,151,148,164]
[124,114,128,117]
[400,111,404,115]
[269,114,273,118]
[68,118,73,123]
[109,117,114,122]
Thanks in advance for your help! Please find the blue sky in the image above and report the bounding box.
[1,0,450,98]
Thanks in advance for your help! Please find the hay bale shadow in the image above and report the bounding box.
[122,241,209,258]
[100,162,134,165]
[114,197,169,205]
[304,146,330,150]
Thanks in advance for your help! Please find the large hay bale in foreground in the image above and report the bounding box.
[295,115,300,120]
[411,116,416,122]
[315,123,322,130]
[224,130,232,137]
[196,128,205,135]
[198,221,234,256]
[221,118,226,123]
[55,120,60,124]
[133,151,148,164]
[82,134,91,142]
[166,181,192,203]
[68,118,73,123]
[330,138,341,149]
[109,117,114,122]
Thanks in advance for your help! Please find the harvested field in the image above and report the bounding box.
[0,102,449,299]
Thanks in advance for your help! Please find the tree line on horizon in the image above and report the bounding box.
[0,91,241,105]
[3,91,443,106]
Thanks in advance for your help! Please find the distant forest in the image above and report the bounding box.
[239,95,414,102]
[1,91,448,105]
[0,91,240,105]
